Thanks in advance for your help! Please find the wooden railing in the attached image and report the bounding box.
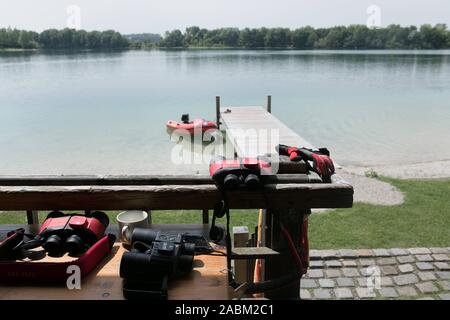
[0,173,353,299]
[0,174,352,212]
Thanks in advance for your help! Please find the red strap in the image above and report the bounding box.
[0,235,114,284]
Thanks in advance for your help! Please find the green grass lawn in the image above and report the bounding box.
[1,177,449,249]
[0,209,261,235]
[309,177,450,249]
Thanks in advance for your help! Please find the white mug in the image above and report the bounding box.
[116,210,149,245]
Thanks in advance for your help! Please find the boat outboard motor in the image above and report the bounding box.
[181,114,190,124]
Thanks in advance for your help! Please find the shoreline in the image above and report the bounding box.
[0,48,39,52]
[2,47,450,53]
[342,159,450,179]
[335,160,450,206]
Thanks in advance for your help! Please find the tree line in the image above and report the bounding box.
[160,24,450,49]
[1,24,449,50]
[0,28,129,49]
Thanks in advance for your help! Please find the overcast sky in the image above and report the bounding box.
[1,0,449,34]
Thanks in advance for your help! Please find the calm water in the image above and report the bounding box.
[1,49,450,175]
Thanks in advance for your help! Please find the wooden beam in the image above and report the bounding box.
[233,226,249,284]
[0,173,318,186]
[231,247,279,260]
[0,176,353,211]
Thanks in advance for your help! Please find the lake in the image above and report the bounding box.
[1,49,450,175]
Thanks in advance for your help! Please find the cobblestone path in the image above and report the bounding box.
[301,247,450,300]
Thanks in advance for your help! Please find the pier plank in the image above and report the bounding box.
[220,106,314,158]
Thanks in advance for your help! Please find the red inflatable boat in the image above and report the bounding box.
[166,114,217,135]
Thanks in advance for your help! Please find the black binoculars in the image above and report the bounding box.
[120,228,196,300]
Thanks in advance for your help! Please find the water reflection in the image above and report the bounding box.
[0,49,450,174]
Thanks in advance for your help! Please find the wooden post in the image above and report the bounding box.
[233,226,249,285]
[146,210,152,224]
[216,96,221,129]
[264,208,309,299]
[266,95,272,113]
[202,209,209,224]
[26,210,39,224]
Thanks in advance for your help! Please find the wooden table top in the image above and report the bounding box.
[0,243,230,300]
[0,224,230,300]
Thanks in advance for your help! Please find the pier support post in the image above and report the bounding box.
[216,96,221,129]
[26,210,39,225]
[146,209,152,224]
[264,208,309,299]
[202,209,209,224]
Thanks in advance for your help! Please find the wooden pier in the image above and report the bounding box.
[220,106,314,158]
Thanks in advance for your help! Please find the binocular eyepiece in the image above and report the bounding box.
[37,211,109,257]
[222,173,261,191]
[43,234,85,256]
[210,157,271,191]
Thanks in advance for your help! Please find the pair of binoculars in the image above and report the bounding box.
[120,228,196,300]
[209,156,272,191]
[37,211,109,256]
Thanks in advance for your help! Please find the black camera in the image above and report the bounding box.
[119,228,196,300]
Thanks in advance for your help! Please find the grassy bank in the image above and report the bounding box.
[309,177,450,249]
[1,178,449,249]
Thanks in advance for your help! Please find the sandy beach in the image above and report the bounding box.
[336,160,450,206]
[343,160,450,180]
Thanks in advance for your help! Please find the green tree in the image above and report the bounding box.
[110,31,129,48]
[218,28,240,47]
[265,28,291,47]
[60,28,75,48]
[321,26,349,49]
[0,29,5,48]
[5,28,21,48]
[39,29,61,48]
[18,30,39,49]
[239,28,256,48]
[419,24,448,49]
[291,26,317,49]
[162,29,185,47]
[72,30,88,48]
[87,31,102,49]
[184,26,201,46]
